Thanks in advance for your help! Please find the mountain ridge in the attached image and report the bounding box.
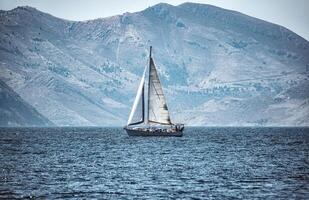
[0,3,308,126]
[3,3,308,42]
[0,80,54,127]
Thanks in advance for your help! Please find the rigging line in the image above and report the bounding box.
[142,84,145,122]
[151,108,157,121]
[129,120,144,126]
[152,83,161,100]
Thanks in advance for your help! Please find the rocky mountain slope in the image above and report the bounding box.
[0,80,53,126]
[0,3,308,126]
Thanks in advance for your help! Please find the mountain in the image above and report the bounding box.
[0,3,308,126]
[0,80,53,126]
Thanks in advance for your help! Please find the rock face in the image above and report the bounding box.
[0,80,53,127]
[0,3,308,126]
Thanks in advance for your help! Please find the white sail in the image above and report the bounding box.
[127,67,146,126]
[148,58,172,125]
[125,46,184,136]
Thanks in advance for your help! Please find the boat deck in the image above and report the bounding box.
[124,127,183,137]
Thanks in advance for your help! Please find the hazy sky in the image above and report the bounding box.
[0,0,308,40]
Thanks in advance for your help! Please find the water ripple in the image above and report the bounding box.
[0,127,308,199]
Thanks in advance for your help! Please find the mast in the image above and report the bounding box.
[147,46,152,124]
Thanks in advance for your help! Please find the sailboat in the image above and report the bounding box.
[124,46,184,137]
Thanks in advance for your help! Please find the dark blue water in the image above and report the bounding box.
[0,127,308,199]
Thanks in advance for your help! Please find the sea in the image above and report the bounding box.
[0,127,308,199]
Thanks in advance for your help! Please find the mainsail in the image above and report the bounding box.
[127,67,146,126]
[147,57,172,125]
